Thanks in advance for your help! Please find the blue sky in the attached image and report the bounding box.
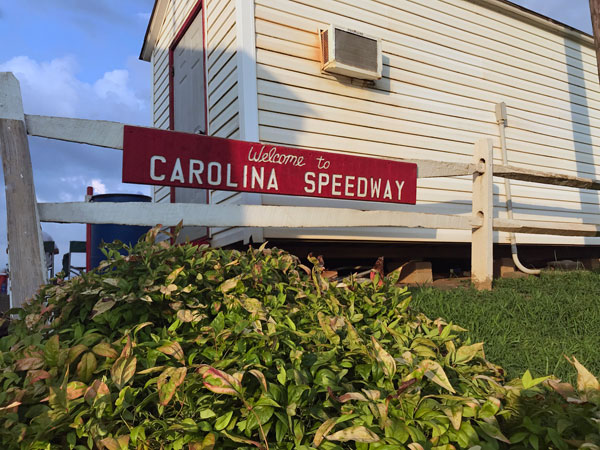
[0,0,594,273]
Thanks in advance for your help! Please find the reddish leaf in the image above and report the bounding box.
[157,367,187,406]
[15,357,44,371]
[100,435,129,450]
[28,369,51,384]
[84,379,110,404]
[120,335,134,358]
[91,297,116,319]
[92,342,118,359]
[77,352,97,383]
[202,367,242,396]
[157,341,185,363]
[338,392,368,403]
[547,379,577,400]
[67,344,89,365]
[0,401,22,412]
[111,355,137,389]
[248,369,268,392]
[67,381,87,400]
[371,336,396,379]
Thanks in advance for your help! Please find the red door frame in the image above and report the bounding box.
[168,0,210,243]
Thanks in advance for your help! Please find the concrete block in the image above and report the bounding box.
[396,261,433,285]
[502,271,530,279]
[0,294,9,312]
[580,258,600,270]
[547,260,583,271]
[493,257,515,278]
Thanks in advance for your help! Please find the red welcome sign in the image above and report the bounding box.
[122,126,417,204]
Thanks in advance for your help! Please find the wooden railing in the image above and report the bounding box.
[2,72,600,306]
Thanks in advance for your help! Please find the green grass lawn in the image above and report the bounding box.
[410,270,600,384]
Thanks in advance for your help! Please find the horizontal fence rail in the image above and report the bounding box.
[37,203,600,238]
[38,202,480,230]
[493,218,600,238]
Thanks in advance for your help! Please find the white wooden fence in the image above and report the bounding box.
[3,72,600,306]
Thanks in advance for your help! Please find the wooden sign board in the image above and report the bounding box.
[122,126,417,204]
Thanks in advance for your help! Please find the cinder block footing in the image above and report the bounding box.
[395,261,433,285]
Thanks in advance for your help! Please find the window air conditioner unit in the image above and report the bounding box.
[319,25,382,80]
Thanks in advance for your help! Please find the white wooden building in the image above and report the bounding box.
[140,0,600,254]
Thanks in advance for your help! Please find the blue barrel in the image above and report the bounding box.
[90,194,152,269]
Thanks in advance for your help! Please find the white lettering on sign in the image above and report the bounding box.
[304,172,316,193]
[145,154,407,201]
[150,155,166,181]
[345,176,355,197]
[207,162,221,185]
[300,170,406,201]
[370,178,381,198]
[267,168,279,190]
[171,158,184,183]
[383,180,392,200]
[395,180,405,200]
[248,145,306,167]
[318,173,329,194]
[251,166,264,189]
[357,177,367,198]
[189,159,204,184]
[226,164,238,188]
[332,174,342,196]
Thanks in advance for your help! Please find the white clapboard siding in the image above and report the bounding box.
[205,0,244,244]
[148,0,244,244]
[254,0,600,245]
[256,18,600,111]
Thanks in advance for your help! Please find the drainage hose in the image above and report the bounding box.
[496,103,541,275]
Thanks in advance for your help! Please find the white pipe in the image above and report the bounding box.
[496,103,541,275]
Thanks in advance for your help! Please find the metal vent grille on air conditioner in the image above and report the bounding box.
[320,29,329,66]
[335,29,378,73]
[319,25,382,80]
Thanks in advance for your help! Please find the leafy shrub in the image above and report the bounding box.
[0,227,599,449]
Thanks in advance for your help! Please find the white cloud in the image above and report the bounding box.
[94,69,145,111]
[90,179,107,195]
[0,55,149,122]
[0,56,82,116]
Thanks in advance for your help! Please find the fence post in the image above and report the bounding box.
[0,72,47,308]
[472,138,494,290]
